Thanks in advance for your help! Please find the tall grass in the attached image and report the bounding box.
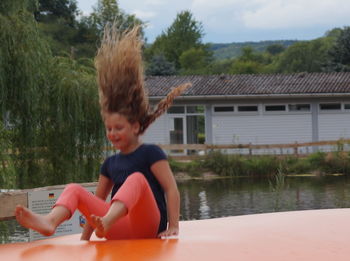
[180,150,350,178]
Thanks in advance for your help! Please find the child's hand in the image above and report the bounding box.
[158,226,179,238]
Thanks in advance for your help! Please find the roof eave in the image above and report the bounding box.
[149,93,350,101]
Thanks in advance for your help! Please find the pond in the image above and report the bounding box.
[2,174,350,244]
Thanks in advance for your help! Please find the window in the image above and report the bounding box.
[319,103,341,110]
[214,106,234,112]
[167,106,185,114]
[344,104,350,110]
[265,105,286,111]
[288,104,310,112]
[237,105,258,112]
[187,105,205,114]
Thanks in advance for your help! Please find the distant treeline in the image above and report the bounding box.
[210,40,299,60]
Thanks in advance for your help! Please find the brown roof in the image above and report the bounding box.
[145,72,350,98]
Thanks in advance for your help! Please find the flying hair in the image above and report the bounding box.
[95,23,191,134]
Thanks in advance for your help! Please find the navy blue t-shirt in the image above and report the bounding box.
[100,144,167,233]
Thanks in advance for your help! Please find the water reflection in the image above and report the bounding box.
[177,175,350,220]
[2,175,350,243]
[198,191,210,219]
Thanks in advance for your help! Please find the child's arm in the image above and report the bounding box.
[151,160,180,237]
[80,174,113,240]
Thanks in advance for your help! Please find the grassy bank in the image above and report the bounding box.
[170,151,350,178]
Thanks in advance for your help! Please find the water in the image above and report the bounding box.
[177,174,350,220]
[2,174,350,244]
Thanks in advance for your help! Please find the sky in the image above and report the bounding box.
[77,0,350,43]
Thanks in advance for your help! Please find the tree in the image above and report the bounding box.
[327,27,350,71]
[34,0,79,26]
[179,46,213,75]
[88,0,142,34]
[0,0,104,188]
[273,38,333,73]
[228,47,268,74]
[146,54,176,76]
[206,59,234,75]
[32,0,81,56]
[266,44,285,56]
[148,10,208,70]
[230,60,264,74]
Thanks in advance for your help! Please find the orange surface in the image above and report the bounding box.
[1,208,350,261]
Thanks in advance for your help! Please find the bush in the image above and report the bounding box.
[243,156,280,177]
[171,150,350,178]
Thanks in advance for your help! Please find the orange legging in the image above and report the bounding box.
[54,172,161,239]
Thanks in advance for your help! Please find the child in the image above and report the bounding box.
[15,24,191,240]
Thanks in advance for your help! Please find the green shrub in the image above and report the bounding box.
[243,156,280,177]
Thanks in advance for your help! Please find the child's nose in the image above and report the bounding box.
[108,129,117,137]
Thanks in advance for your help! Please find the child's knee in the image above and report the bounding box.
[65,183,84,194]
[125,172,149,189]
[128,172,146,182]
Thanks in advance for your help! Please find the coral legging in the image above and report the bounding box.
[54,172,161,239]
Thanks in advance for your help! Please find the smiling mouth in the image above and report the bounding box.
[111,139,121,145]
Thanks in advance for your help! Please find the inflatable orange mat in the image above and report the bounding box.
[1,208,350,261]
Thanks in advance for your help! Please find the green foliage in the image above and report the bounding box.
[32,0,85,57]
[0,0,37,15]
[228,47,270,74]
[243,156,280,177]
[147,10,206,69]
[273,38,334,73]
[145,54,176,76]
[34,0,79,25]
[196,151,350,178]
[39,56,105,185]
[266,44,285,56]
[279,156,312,175]
[0,5,49,188]
[88,0,142,35]
[306,151,350,175]
[179,46,213,75]
[168,157,202,177]
[0,1,105,189]
[211,40,298,60]
[269,167,287,211]
[0,123,16,188]
[206,59,233,74]
[230,60,264,74]
[202,151,244,177]
[327,26,350,71]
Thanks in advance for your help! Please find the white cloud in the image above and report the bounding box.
[144,0,166,5]
[242,0,350,29]
[78,0,350,42]
[131,10,156,20]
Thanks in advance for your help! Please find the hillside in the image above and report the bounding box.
[210,40,299,60]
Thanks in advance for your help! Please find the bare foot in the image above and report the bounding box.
[15,205,55,236]
[91,215,111,238]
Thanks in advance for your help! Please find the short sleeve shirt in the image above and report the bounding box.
[100,144,167,232]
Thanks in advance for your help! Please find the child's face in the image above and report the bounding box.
[104,113,140,152]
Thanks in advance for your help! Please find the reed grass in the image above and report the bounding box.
[171,150,350,178]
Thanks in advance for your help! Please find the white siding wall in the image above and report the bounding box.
[141,114,168,144]
[319,113,350,140]
[212,114,312,145]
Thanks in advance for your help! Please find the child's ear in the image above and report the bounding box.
[133,121,141,135]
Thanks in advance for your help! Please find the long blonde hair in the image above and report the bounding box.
[95,24,191,134]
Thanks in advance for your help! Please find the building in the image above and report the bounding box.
[142,72,350,154]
